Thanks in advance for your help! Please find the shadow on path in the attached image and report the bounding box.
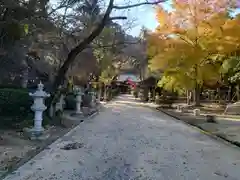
[3,94,240,180]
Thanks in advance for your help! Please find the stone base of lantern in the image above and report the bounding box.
[82,107,90,115]
[23,127,50,140]
[71,112,84,118]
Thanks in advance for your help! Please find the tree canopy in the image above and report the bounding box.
[147,0,240,104]
[0,0,165,89]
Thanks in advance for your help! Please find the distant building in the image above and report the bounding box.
[116,73,141,83]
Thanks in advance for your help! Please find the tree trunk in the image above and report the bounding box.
[98,87,102,101]
[186,90,191,105]
[51,0,114,94]
[217,87,221,103]
[21,68,28,88]
[194,84,201,106]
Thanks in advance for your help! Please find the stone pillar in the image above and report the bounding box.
[27,82,50,138]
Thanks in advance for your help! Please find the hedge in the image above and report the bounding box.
[104,88,120,101]
[0,88,51,129]
[0,88,32,115]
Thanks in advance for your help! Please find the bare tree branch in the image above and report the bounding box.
[113,0,167,10]
[109,16,127,21]
[91,41,139,49]
[48,0,72,16]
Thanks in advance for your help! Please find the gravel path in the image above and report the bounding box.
[3,95,240,180]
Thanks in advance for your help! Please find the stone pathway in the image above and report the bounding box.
[3,95,240,180]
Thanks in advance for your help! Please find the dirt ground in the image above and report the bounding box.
[0,126,70,178]
[158,103,240,147]
[0,104,101,178]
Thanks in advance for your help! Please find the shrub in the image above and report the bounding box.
[64,93,76,110]
[112,88,120,97]
[0,84,25,89]
[133,90,138,98]
[82,94,91,107]
[159,95,177,107]
[0,88,33,128]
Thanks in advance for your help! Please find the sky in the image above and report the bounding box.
[112,0,173,37]
[120,1,172,36]
[124,6,158,36]
[50,0,171,36]
[126,1,240,37]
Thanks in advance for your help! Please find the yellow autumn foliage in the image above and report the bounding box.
[147,0,240,93]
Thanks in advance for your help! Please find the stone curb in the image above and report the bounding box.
[0,110,100,179]
[157,108,240,149]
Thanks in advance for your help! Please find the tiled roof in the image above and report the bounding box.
[117,74,141,82]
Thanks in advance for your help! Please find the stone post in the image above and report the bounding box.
[193,109,200,116]
[177,105,183,112]
[28,82,50,136]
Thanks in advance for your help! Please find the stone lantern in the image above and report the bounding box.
[89,91,96,108]
[28,82,50,137]
[74,86,83,115]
